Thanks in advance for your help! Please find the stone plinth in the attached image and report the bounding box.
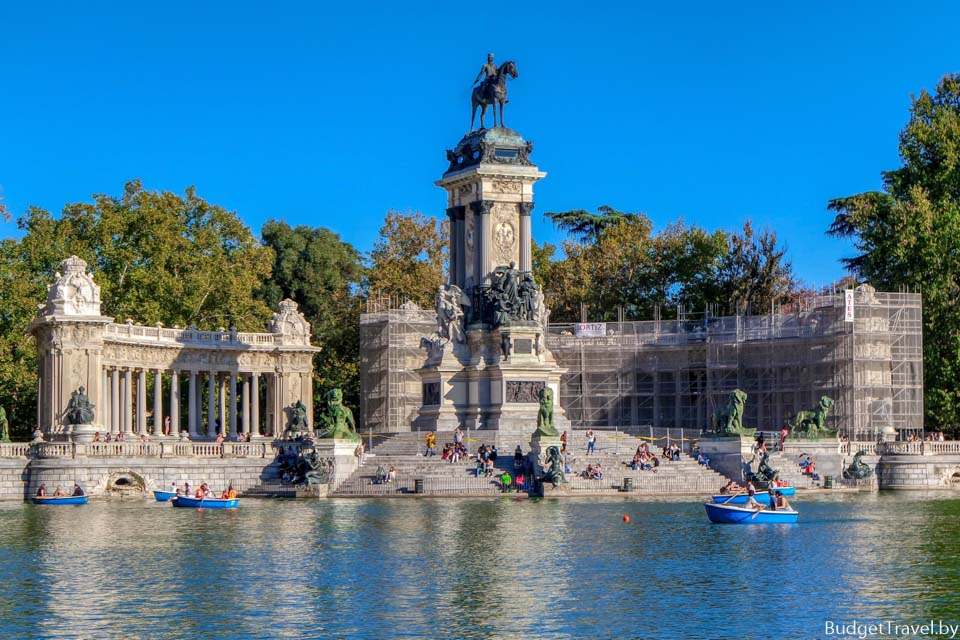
[314,438,361,489]
[69,423,99,443]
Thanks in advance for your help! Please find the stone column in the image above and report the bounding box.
[170,370,180,437]
[447,206,465,287]
[153,370,163,436]
[228,373,238,438]
[122,369,133,434]
[110,369,119,434]
[137,369,147,435]
[207,372,217,438]
[188,371,198,439]
[251,373,260,438]
[102,369,110,435]
[241,374,250,436]
[219,374,227,436]
[519,202,534,272]
[472,200,493,284]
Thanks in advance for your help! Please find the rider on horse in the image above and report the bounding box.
[474,53,499,102]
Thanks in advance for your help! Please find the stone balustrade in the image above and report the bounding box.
[105,323,283,347]
[1,441,277,460]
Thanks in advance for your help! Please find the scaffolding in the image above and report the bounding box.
[359,288,923,439]
[359,303,438,433]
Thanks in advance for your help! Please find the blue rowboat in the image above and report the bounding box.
[32,495,88,505]
[171,495,238,509]
[711,487,797,505]
[153,490,178,502]
[705,502,798,524]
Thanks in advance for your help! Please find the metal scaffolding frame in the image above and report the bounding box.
[359,288,923,439]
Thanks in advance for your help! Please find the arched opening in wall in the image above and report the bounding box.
[106,471,146,495]
[950,471,960,485]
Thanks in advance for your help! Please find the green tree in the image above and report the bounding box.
[711,220,796,315]
[0,180,273,436]
[545,205,639,243]
[260,220,364,408]
[828,73,960,429]
[365,210,448,309]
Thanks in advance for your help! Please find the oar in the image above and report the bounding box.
[722,489,744,505]
[751,507,763,519]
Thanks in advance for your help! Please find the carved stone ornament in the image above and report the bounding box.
[44,256,102,317]
[491,179,522,194]
[493,203,516,264]
[505,380,545,403]
[267,299,311,345]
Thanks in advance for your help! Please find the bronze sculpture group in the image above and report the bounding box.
[65,387,95,425]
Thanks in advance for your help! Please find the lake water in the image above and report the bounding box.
[1,492,959,639]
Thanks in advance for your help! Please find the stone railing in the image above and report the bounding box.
[105,323,284,347]
[873,441,960,456]
[20,441,276,460]
[87,442,163,457]
[0,443,32,457]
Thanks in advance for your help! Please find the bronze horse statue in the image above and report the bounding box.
[471,60,518,131]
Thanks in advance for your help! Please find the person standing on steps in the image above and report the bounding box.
[586,429,596,455]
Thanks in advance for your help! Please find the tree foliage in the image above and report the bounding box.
[0,180,273,436]
[260,220,364,408]
[365,210,448,309]
[544,205,639,243]
[713,220,796,315]
[828,73,960,429]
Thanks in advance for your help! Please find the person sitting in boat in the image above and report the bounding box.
[775,490,791,510]
[195,483,210,499]
[719,480,736,495]
[221,485,238,499]
[36,483,47,497]
[745,481,761,508]
[170,481,178,495]
[72,483,84,497]
[768,487,778,511]
[52,485,66,497]
[183,482,191,496]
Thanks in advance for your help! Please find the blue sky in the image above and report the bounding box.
[1,1,957,287]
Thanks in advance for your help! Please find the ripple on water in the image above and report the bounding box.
[1,492,960,638]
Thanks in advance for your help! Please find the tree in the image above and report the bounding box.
[0,180,274,435]
[365,210,448,309]
[260,220,365,408]
[711,220,796,315]
[828,73,960,429]
[537,213,727,321]
[545,205,639,243]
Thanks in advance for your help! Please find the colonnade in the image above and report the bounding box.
[98,368,277,439]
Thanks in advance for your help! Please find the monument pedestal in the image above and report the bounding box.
[69,423,99,443]
[314,438,361,489]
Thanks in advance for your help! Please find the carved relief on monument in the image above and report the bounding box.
[465,211,476,250]
[491,179,522,194]
[492,202,517,265]
[505,380,545,403]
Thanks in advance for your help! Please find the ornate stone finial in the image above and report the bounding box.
[43,256,102,317]
[268,298,311,345]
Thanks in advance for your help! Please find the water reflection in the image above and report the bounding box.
[1,492,960,638]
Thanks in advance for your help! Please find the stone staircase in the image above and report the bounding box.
[762,451,820,488]
[333,429,733,496]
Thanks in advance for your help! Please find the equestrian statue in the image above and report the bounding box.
[471,53,519,131]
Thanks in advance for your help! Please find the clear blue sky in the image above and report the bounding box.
[2,1,957,287]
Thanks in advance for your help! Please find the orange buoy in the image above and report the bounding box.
[622,515,630,523]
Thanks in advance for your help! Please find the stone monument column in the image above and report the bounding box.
[137,369,147,435]
[122,369,133,435]
[170,370,180,436]
[241,374,250,437]
[228,373,238,439]
[153,370,163,436]
[219,374,227,435]
[519,202,534,272]
[251,373,260,438]
[188,371,198,439]
[207,372,217,438]
[110,369,119,435]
